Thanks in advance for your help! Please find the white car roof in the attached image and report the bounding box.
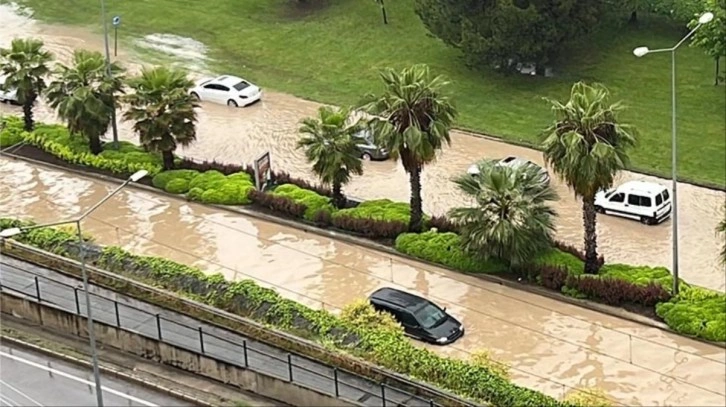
[616,181,667,196]
[214,75,246,86]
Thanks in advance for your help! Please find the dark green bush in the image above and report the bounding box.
[599,264,674,291]
[185,171,255,205]
[152,169,200,190]
[334,199,411,223]
[0,116,25,148]
[272,184,333,221]
[165,178,192,194]
[656,287,726,341]
[533,249,585,275]
[0,217,570,406]
[395,231,507,274]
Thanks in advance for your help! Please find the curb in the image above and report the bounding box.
[2,151,723,347]
[0,332,217,407]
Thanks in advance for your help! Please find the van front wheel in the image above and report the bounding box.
[640,216,655,225]
[595,205,605,214]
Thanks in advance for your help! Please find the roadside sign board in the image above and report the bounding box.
[254,152,271,191]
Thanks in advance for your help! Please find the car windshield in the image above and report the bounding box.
[233,81,250,91]
[412,303,447,329]
[354,130,375,145]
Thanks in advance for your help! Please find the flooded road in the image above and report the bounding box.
[1,158,725,406]
[0,3,724,292]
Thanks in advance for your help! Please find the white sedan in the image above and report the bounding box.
[189,75,261,107]
[468,155,551,185]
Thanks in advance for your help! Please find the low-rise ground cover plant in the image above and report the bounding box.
[4,119,724,342]
[0,217,573,407]
[1,116,162,176]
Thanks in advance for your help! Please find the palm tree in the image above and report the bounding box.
[46,50,125,154]
[297,106,363,208]
[0,38,53,131]
[122,67,198,170]
[362,64,457,232]
[448,160,558,267]
[542,82,636,274]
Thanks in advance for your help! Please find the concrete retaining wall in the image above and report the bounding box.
[0,292,358,407]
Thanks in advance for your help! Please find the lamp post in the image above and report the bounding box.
[632,11,714,295]
[0,170,148,407]
[100,0,120,149]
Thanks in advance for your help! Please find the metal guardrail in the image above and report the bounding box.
[0,260,451,407]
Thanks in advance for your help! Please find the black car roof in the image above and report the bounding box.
[369,287,428,309]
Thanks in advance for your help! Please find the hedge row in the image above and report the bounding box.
[0,218,573,407]
[1,116,163,177]
[396,231,726,342]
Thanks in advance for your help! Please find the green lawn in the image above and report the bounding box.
[8,0,726,187]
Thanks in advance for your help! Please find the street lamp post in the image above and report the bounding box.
[632,11,714,295]
[0,170,148,407]
[100,0,120,150]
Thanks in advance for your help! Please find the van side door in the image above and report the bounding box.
[606,192,627,217]
[625,194,646,218]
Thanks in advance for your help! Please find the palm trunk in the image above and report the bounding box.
[89,134,103,155]
[582,197,600,274]
[408,166,424,233]
[162,150,175,171]
[22,94,36,131]
[332,181,345,209]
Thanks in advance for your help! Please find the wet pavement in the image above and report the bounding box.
[0,343,194,406]
[0,3,724,291]
[1,158,725,406]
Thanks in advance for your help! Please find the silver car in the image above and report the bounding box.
[353,130,389,161]
[468,155,551,185]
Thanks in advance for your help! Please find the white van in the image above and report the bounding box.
[594,181,672,225]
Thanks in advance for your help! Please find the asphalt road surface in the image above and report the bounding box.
[0,344,194,407]
[0,254,438,407]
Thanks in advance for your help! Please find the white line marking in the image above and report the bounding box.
[0,351,158,407]
[0,379,44,406]
[0,393,20,407]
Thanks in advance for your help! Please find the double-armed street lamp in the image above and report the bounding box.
[0,169,148,407]
[632,11,714,295]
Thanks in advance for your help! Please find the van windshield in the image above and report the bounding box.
[412,303,447,329]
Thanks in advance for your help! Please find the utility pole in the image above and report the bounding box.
[100,0,120,149]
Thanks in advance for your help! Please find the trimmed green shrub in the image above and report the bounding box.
[152,169,200,190]
[185,171,254,205]
[16,122,163,176]
[533,249,585,275]
[188,170,227,190]
[334,199,411,223]
[395,231,507,274]
[599,264,674,290]
[272,184,333,221]
[165,178,192,194]
[0,218,570,407]
[0,116,25,148]
[656,288,726,341]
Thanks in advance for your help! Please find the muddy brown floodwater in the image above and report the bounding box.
[1,158,725,406]
[0,2,725,292]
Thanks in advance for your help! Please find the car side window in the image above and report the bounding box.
[203,84,219,90]
[640,196,652,207]
[609,193,625,203]
[398,311,418,327]
[627,194,641,206]
[218,85,230,92]
[655,194,663,206]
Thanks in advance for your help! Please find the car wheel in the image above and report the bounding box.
[595,205,605,214]
[190,92,200,101]
[362,153,372,161]
[640,216,654,225]
[227,99,238,107]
